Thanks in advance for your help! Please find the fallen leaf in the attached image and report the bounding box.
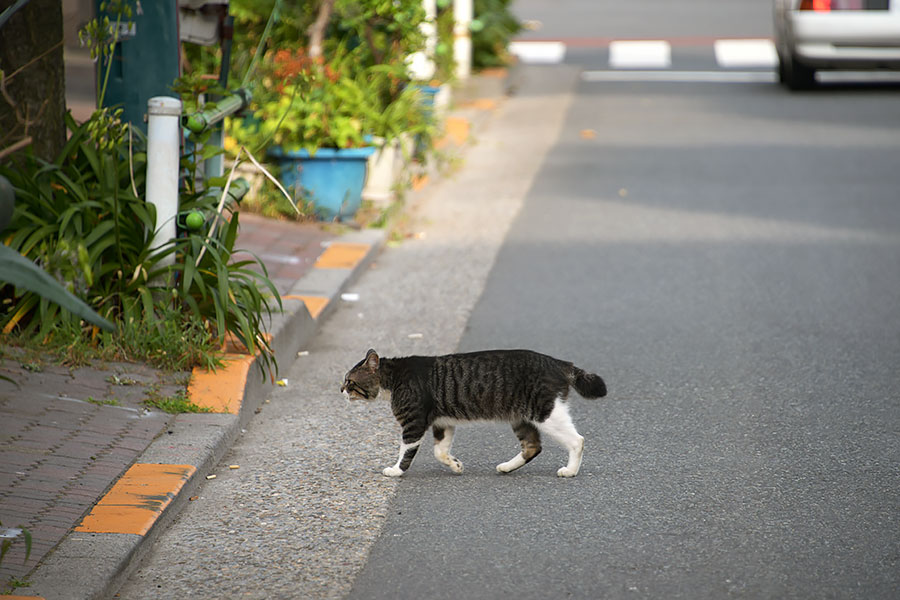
[580,129,596,140]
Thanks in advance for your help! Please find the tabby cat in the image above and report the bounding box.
[341,349,607,478]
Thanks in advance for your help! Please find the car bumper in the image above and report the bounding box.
[788,12,900,68]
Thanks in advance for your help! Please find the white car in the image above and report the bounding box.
[774,0,900,89]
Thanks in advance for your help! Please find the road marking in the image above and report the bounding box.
[508,41,566,64]
[714,39,778,68]
[581,70,777,83]
[608,40,671,69]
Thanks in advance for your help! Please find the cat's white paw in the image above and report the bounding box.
[557,466,578,478]
[383,466,404,477]
[449,458,463,474]
[496,461,516,474]
[496,453,526,474]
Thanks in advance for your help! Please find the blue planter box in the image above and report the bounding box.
[269,146,376,221]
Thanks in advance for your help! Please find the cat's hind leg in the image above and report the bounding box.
[534,399,584,477]
[496,421,542,474]
[433,425,463,474]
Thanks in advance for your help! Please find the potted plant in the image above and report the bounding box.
[362,63,433,205]
[232,48,380,221]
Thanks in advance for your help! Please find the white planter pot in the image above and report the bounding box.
[433,84,452,121]
[363,139,400,205]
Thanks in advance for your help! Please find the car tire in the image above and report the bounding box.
[780,52,817,91]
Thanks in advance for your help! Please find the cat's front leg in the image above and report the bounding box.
[383,430,424,477]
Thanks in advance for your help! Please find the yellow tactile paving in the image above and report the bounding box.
[187,353,254,414]
[75,464,195,535]
[283,295,330,320]
[313,242,370,269]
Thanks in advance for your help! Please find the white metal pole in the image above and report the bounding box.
[453,0,472,79]
[145,96,182,267]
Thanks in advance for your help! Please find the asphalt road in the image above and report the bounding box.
[346,5,900,600]
[120,2,900,598]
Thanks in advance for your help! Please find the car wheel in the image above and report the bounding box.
[780,53,816,91]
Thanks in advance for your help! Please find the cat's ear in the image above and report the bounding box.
[365,349,379,370]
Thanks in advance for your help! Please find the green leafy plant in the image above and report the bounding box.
[1,106,281,378]
[143,386,212,414]
[0,0,283,378]
[471,0,523,70]
[232,47,377,153]
[232,46,432,155]
[433,1,456,83]
[0,243,114,332]
[333,0,427,68]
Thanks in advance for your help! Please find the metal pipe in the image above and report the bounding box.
[146,96,182,267]
[183,89,250,134]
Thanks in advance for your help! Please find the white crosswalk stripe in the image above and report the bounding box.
[509,38,779,70]
[507,41,566,64]
[608,40,672,69]
[713,39,778,68]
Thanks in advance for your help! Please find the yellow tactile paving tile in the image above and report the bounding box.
[313,242,371,269]
[187,353,254,414]
[75,464,195,536]
[283,295,330,320]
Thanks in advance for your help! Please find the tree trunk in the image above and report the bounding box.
[307,0,336,60]
[0,0,67,163]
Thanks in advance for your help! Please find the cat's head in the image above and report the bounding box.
[341,349,381,401]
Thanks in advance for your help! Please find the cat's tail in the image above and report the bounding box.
[570,366,607,399]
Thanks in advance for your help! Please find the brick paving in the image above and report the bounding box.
[0,358,180,585]
[0,215,332,590]
[232,213,335,296]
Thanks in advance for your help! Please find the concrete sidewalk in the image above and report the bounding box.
[0,70,509,600]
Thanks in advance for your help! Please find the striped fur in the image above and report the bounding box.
[341,349,607,477]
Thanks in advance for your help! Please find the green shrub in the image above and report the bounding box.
[0,111,281,377]
[472,0,523,70]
